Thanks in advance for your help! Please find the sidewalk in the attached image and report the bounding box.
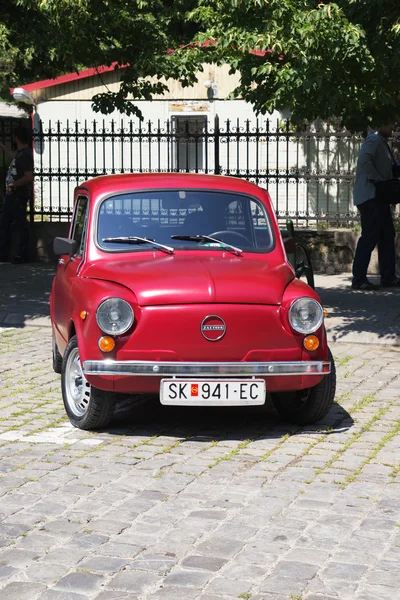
[0,262,399,345]
[0,262,54,328]
[315,273,400,346]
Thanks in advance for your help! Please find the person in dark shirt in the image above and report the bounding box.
[0,126,33,263]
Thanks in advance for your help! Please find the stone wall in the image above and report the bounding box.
[33,221,70,262]
[10,221,69,262]
[296,229,400,274]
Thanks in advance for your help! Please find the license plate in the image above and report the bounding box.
[160,379,266,406]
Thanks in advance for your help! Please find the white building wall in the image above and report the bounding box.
[31,64,242,104]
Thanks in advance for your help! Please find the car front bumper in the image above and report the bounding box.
[82,360,331,377]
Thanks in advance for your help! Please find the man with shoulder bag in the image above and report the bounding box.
[352,123,400,290]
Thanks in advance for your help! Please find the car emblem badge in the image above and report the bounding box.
[201,315,226,342]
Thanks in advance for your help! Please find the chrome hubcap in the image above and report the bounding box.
[64,347,91,417]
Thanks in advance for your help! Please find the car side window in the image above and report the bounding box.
[250,199,272,248]
[71,196,89,256]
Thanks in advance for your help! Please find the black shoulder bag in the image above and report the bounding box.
[375,142,400,204]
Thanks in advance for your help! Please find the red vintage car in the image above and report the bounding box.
[50,173,335,430]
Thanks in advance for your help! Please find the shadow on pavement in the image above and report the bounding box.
[0,262,55,328]
[107,394,354,441]
[315,274,400,345]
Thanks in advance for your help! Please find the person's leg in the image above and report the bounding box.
[0,195,14,259]
[378,204,399,285]
[352,199,382,286]
[13,196,30,261]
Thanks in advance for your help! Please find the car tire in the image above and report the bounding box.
[271,349,336,425]
[52,335,63,374]
[61,335,116,430]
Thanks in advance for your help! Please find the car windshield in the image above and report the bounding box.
[97,190,274,253]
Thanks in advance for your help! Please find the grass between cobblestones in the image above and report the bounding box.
[390,462,400,480]
[342,420,400,488]
[0,328,399,599]
[314,404,392,478]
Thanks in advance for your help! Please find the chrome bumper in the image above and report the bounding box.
[82,360,331,377]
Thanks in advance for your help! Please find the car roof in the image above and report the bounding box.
[76,173,265,198]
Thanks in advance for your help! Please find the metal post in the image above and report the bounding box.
[29,110,35,225]
[214,114,220,175]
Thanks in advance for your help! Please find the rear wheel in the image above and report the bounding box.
[271,350,336,425]
[61,335,116,430]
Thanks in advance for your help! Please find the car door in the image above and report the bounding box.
[53,195,89,345]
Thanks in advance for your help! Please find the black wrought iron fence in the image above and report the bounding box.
[1,114,399,225]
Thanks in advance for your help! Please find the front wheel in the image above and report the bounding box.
[61,335,116,430]
[271,350,336,425]
[52,335,62,374]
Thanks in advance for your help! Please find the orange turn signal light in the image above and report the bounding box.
[80,310,87,320]
[323,308,329,318]
[98,336,116,352]
[303,335,320,351]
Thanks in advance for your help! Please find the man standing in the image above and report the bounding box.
[352,124,400,290]
[0,126,33,264]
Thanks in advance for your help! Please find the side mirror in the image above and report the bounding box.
[283,237,296,255]
[53,237,77,257]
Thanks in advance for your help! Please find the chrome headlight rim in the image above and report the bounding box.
[96,297,134,336]
[288,297,324,335]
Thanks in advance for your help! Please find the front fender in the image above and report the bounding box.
[70,277,138,364]
[50,277,67,355]
[280,279,328,361]
[282,276,322,304]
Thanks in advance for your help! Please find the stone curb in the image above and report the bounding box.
[326,326,400,346]
[0,312,51,328]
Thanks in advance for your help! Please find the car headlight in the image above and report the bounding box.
[289,297,324,334]
[96,298,134,335]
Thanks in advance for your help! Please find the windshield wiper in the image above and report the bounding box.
[171,234,242,256]
[102,236,174,254]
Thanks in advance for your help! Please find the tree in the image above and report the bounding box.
[190,0,400,131]
[1,1,400,131]
[0,0,201,118]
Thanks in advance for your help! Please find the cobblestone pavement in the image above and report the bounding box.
[315,274,400,347]
[0,326,400,600]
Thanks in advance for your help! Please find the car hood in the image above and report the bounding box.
[83,254,293,306]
